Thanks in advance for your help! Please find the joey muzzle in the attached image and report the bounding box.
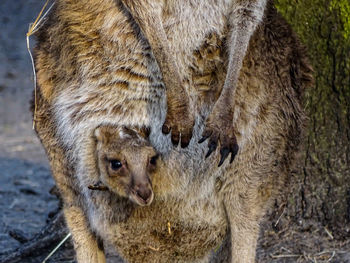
[130,183,154,206]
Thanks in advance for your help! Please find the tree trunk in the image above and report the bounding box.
[273,0,350,239]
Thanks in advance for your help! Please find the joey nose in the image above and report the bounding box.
[136,187,152,202]
[131,181,154,206]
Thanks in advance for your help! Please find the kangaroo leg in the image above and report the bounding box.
[220,169,272,263]
[64,205,105,263]
[222,192,262,262]
[33,94,106,263]
[120,0,194,147]
[200,1,267,165]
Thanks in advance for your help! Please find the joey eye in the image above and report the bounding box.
[149,155,159,166]
[110,160,122,170]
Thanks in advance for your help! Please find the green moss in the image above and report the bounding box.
[274,0,350,228]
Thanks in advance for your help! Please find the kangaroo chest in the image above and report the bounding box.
[161,0,231,77]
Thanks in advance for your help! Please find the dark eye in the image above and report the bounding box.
[149,155,159,166]
[110,160,122,170]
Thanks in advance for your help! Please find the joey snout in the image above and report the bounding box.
[130,181,154,206]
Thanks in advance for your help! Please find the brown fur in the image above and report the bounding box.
[120,0,267,160]
[94,125,157,206]
[32,0,312,262]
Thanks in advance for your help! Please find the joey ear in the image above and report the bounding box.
[120,126,150,139]
[139,126,151,139]
[119,126,139,139]
[94,127,104,143]
[94,126,111,144]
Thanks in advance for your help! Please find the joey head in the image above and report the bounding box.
[93,126,159,206]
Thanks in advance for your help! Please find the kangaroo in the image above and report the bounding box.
[120,0,266,165]
[32,0,312,262]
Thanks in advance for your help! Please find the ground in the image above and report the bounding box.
[0,1,349,262]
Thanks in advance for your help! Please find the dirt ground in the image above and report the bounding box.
[0,1,349,262]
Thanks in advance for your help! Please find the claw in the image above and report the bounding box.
[205,139,217,158]
[171,133,180,147]
[218,147,230,167]
[230,144,239,163]
[199,130,212,144]
[162,124,171,135]
[198,137,207,144]
[181,136,190,148]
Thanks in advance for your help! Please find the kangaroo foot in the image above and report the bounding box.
[162,95,194,148]
[199,108,239,166]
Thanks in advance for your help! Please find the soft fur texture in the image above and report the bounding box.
[120,0,267,159]
[94,125,157,206]
[32,0,312,262]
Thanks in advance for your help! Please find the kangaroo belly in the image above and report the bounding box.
[89,194,227,262]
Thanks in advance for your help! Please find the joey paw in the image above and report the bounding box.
[199,120,239,167]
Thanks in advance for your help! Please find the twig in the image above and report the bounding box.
[324,227,334,240]
[280,247,292,253]
[270,253,300,259]
[314,250,336,262]
[26,0,55,130]
[148,246,160,251]
[327,251,336,262]
[167,221,172,235]
[26,35,36,130]
[88,182,109,191]
[274,207,286,227]
[316,250,335,256]
[42,233,72,263]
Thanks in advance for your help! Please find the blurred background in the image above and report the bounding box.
[0,0,59,261]
[0,0,349,262]
[275,0,350,235]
